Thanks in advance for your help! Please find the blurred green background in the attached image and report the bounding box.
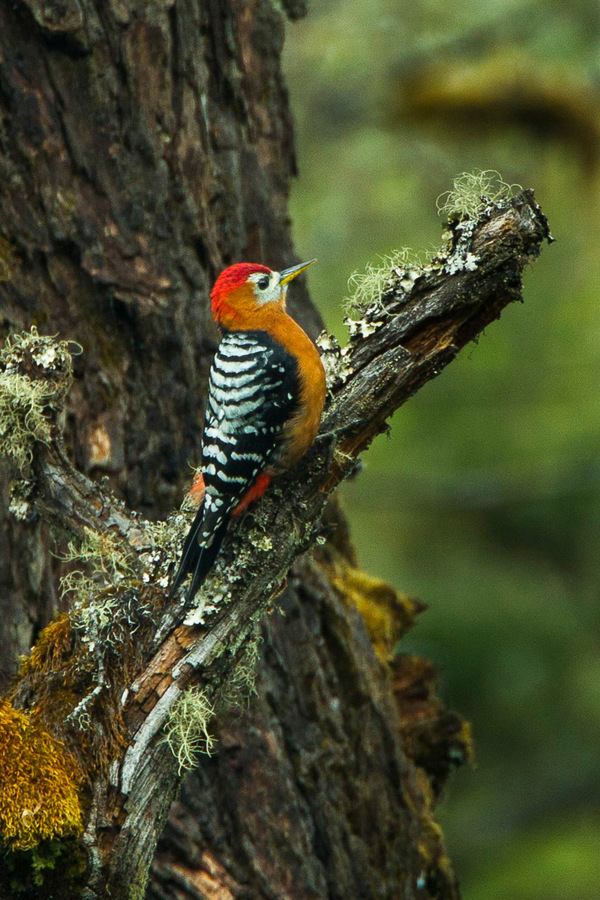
[284,1,600,897]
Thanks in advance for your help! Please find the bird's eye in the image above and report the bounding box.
[257,276,269,290]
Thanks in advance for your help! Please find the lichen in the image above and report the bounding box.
[183,595,222,626]
[163,687,215,773]
[344,248,428,314]
[252,533,273,552]
[59,527,139,649]
[443,248,479,275]
[132,513,186,596]
[344,316,385,339]
[0,699,82,851]
[9,478,37,523]
[0,371,56,471]
[316,330,354,389]
[145,514,186,553]
[0,327,74,474]
[436,169,522,220]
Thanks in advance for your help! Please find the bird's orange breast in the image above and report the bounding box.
[265,311,326,472]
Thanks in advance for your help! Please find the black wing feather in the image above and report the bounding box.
[171,329,299,600]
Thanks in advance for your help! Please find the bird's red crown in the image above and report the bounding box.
[211,263,271,321]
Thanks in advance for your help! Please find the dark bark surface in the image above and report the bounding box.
[151,562,422,900]
[0,0,310,680]
[0,2,550,898]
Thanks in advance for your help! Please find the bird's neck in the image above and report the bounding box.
[216,298,288,332]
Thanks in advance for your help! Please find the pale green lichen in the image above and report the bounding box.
[144,515,185,556]
[0,327,74,473]
[9,478,36,522]
[163,688,215,773]
[0,372,56,471]
[59,528,138,649]
[60,528,134,597]
[316,330,355,389]
[344,247,428,313]
[436,169,522,220]
[252,533,273,552]
[343,172,522,316]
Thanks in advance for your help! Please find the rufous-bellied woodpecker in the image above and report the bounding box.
[171,259,326,601]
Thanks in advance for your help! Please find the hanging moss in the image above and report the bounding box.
[0,699,83,851]
[162,687,215,773]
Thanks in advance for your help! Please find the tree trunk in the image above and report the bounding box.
[0,0,309,683]
[0,2,550,898]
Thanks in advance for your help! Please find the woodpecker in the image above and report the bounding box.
[172,259,326,601]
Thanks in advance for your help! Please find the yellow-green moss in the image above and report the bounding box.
[414,767,457,890]
[14,616,86,744]
[0,700,82,851]
[324,551,423,662]
[18,615,73,678]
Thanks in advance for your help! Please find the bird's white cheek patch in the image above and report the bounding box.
[247,271,283,305]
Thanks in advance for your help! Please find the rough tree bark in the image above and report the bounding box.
[0,2,551,899]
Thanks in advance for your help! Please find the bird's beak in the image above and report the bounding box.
[279,258,317,286]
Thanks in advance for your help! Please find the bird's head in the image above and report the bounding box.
[210,259,316,328]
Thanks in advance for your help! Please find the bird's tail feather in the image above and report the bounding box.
[185,517,229,602]
[170,506,230,602]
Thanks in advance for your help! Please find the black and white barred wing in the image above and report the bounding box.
[201,329,299,515]
[171,330,299,598]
